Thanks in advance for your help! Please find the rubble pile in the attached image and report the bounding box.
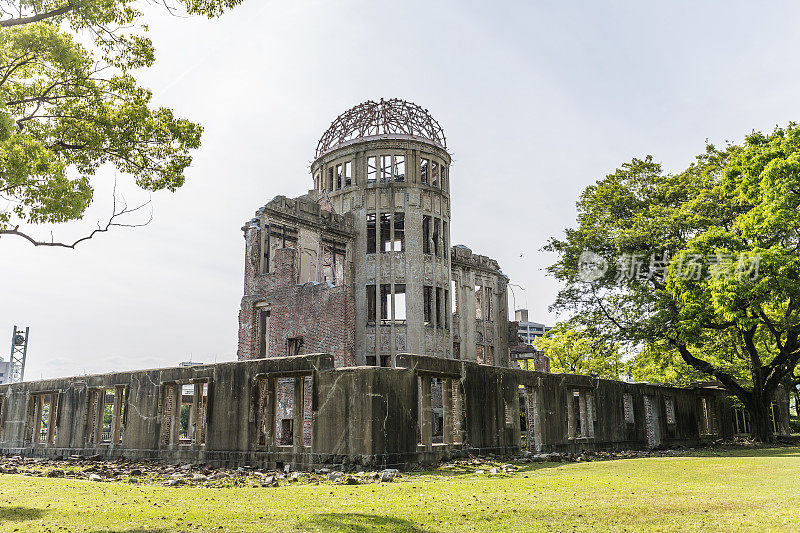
[0,455,402,488]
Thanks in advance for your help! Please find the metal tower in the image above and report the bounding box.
[9,326,29,383]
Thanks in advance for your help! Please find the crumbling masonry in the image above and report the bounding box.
[0,99,790,469]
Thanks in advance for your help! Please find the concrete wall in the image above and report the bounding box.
[1,354,788,470]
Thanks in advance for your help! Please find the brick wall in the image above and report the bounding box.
[238,228,356,367]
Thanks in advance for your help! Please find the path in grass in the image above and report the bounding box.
[0,447,798,532]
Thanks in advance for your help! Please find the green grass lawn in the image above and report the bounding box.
[0,447,798,532]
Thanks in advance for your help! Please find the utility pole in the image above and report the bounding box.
[9,326,29,383]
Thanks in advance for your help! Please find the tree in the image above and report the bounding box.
[536,324,623,380]
[547,126,800,442]
[0,0,241,247]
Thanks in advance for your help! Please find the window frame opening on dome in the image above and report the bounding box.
[422,215,431,254]
[420,158,429,185]
[344,161,352,187]
[367,156,378,183]
[380,155,392,183]
[393,155,405,182]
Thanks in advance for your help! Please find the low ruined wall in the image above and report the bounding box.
[0,354,789,469]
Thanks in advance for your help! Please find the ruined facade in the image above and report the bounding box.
[237,99,510,368]
[0,99,791,469]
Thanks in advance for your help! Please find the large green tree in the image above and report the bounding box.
[0,0,240,247]
[548,126,800,442]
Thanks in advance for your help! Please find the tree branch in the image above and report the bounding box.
[0,185,152,249]
[0,2,73,27]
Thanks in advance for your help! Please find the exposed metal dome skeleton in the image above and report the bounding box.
[315,98,447,158]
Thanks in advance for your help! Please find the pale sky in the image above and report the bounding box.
[3,1,800,380]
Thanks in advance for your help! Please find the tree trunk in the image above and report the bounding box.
[749,398,775,443]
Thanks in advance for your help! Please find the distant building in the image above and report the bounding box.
[0,359,11,385]
[514,309,551,346]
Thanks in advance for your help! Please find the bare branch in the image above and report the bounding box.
[0,184,152,249]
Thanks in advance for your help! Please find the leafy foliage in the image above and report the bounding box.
[547,125,800,440]
[0,0,241,244]
[536,324,624,380]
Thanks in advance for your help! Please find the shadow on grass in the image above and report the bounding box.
[0,506,46,523]
[298,513,431,532]
[688,446,800,458]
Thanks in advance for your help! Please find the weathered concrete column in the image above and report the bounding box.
[443,379,454,445]
[578,391,588,439]
[585,392,595,438]
[420,377,433,448]
[566,390,576,440]
[453,381,463,444]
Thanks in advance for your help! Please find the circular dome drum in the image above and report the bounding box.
[315,98,447,158]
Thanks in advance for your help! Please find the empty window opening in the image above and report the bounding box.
[38,394,52,444]
[275,378,295,446]
[328,168,334,191]
[484,286,493,321]
[394,285,407,323]
[366,213,376,254]
[367,156,378,183]
[380,285,406,324]
[101,388,116,442]
[178,384,195,443]
[487,345,495,365]
[420,158,429,184]
[367,285,377,325]
[380,155,393,183]
[288,337,303,356]
[431,160,440,187]
[344,161,352,187]
[392,213,405,251]
[623,393,635,423]
[476,345,485,364]
[423,286,433,326]
[419,377,461,446]
[258,308,270,358]
[431,378,445,444]
[393,155,406,181]
[451,279,458,315]
[475,285,483,320]
[733,406,751,435]
[570,390,582,439]
[336,164,343,190]
[442,221,448,257]
[380,213,392,251]
[432,218,441,256]
[422,216,431,254]
[321,240,346,285]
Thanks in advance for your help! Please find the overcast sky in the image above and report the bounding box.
[3,1,800,380]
